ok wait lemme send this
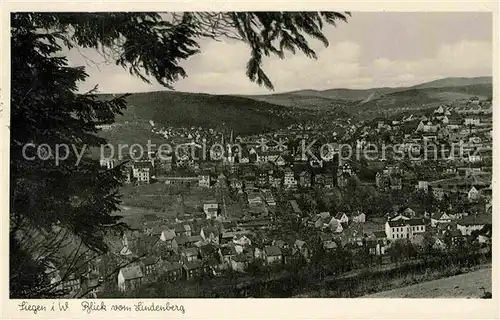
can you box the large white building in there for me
[385,218,427,240]
[132,166,151,184]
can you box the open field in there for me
[363,267,492,298]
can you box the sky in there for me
[67,12,493,95]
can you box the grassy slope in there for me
[364,267,492,298]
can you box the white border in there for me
[1,1,499,319]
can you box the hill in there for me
[243,76,492,111]
[240,92,353,110]
[409,76,492,89]
[242,77,492,121]
[244,87,400,108]
[350,83,492,119]
[94,76,492,147]
[96,91,295,145]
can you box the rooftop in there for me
[120,265,144,280]
[264,246,282,256]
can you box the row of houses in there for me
[116,231,312,292]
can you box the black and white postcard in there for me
[2,1,499,319]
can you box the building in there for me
[230,254,250,272]
[351,211,366,223]
[143,257,160,277]
[273,155,287,166]
[198,173,211,188]
[431,212,452,227]
[465,117,481,126]
[117,265,144,292]
[181,247,200,263]
[328,218,344,233]
[299,171,312,188]
[289,200,302,216]
[416,121,439,133]
[283,167,298,189]
[219,246,237,267]
[175,224,192,237]
[293,240,310,261]
[263,246,283,265]
[159,229,177,247]
[203,200,219,220]
[337,162,353,188]
[335,212,349,225]
[158,156,173,173]
[160,261,183,282]
[256,171,269,188]
[99,158,116,169]
[200,227,220,245]
[133,167,151,184]
[468,186,480,201]
[416,180,429,192]
[61,272,82,295]
[121,165,132,184]
[171,236,188,253]
[233,234,252,252]
[385,218,426,240]
[183,260,202,280]
[456,216,490,236]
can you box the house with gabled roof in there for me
[328,217,344,233]
[351,211,366,223]
[299,171,312,188]
[320,233,338,250]
[200,226,220,245]
[293,239,310,261]
[335,212,349,224]
[183,260,203,280]
[122,229,141,249]
[263,246,283,265]
[468,186,480,201]
[117,264,144,292]
[219,245,237,268]
[230,254,250,272]
[159,229,176,247]
[456,215,491,236]
[171,235,188,253]
[431,212,452,227]
[175,224,192,237]
[180,247,199,263]
[309,212,331,229]
[160,261,183,282]
[233,234,252,253]
[143,256,160,277]
[185,235,204,247]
